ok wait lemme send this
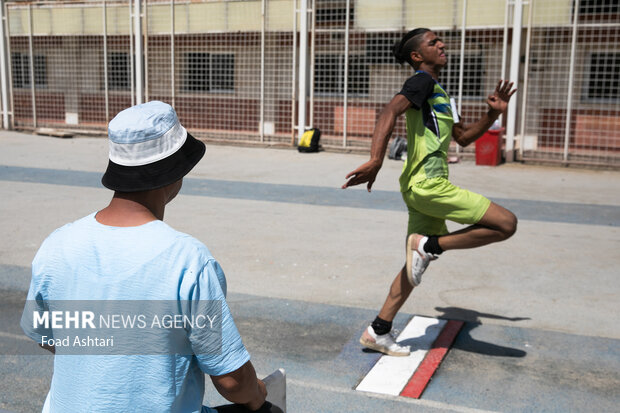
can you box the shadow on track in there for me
[435,306,529,358]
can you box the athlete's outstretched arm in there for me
[342,94,411,191]
[452,80,516,147]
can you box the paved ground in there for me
[0,130,619,412]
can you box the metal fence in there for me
[1,0,619,168]
[520,0,620,167]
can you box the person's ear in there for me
[410,50,423,64]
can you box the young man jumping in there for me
[342,28,518,356]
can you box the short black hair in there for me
[392,28,431,68]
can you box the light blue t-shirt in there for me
[21,213,250,413]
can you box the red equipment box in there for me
[475,129,503,166]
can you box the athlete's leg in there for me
[358,203,444,356]
[359,264,412,357]
[360,264,412,356]
[438,202,517,251]
[377,265,412,322]
[375,203,446,323]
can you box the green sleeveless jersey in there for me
[398,71,457,192]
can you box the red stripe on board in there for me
[400,320,464,399]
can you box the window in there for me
[12,53,46,89]
[441,53,485,99]
[211,54,235,92]
[315,55,340,95]
[314,54,368,97]
[347,56,369,96]
[579,0,619,14]
[577,0,619,22]
[585,52,620,101]
[108,52,130,91]
[183,53,235,93]
[184,53,209,92]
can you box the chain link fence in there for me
[2,0,619,168]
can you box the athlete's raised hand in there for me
[487,80,517,114]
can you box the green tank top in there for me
[398,71,456,192]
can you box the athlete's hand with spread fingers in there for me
[342,159,382,192]
[486,80,517,115]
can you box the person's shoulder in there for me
[54,213,95,233]
[403,71,435,88]
[399,71,436,109]
[171,230,227,298]
[38,213,95,248]
[160,223,214,261]
[32,214,97,271]
[146,224,223,297]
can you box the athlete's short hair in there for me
[392,28,431,68]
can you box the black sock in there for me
[424,236,443,255]
[371,316,392,335]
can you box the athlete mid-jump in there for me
[342,28,518,356]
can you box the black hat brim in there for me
[101,132,206,192]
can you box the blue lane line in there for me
[1,165,619,227]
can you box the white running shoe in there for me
[406,233,437,287]
[359,326,410,357]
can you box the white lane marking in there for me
[356,316,446,396]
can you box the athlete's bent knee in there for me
[500,211,518,240]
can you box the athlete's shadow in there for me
[432,306,529,358]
